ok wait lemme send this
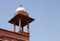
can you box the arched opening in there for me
[23,25,28,32]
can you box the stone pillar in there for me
[19,19,22,32]
[14,24,16,32]
[27,24,30,33]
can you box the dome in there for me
[15,7,26,12]
[14,5,29,17]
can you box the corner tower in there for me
[0,5,35,41]
[8,5,35,41]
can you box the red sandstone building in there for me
[0,5,35,41]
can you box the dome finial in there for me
[15,5,26,12]
[20,5,22,7]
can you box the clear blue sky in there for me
[0,0,60,41]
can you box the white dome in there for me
[14,6,29,17]
[15,7,26,12]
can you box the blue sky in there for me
[0,0,60,41]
